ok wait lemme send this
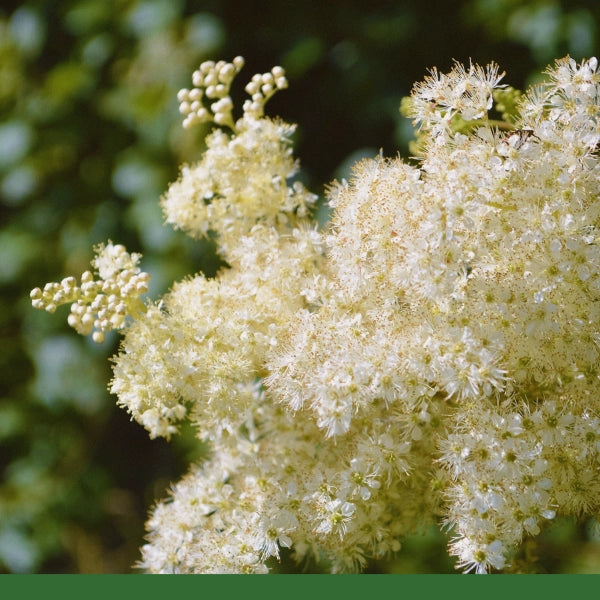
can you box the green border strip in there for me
[1,574,595,600]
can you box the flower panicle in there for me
[30,54,600,575]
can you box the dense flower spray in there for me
[31,55,600,573]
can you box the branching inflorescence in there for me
[32,55,600,573]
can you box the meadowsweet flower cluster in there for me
[32,56,600,573]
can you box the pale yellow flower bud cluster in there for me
[177,56,244,130]
[242,65,288,120]
[31,242,149,343]
[177,56,288,131]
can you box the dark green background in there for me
[1,0,600,573]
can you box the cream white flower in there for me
[32,55,600,574]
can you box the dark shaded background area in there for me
[1,0,600,573]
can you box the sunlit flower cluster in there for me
[32,56,600,573]
[164,58,314,261]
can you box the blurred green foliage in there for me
[1,0,599,573]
